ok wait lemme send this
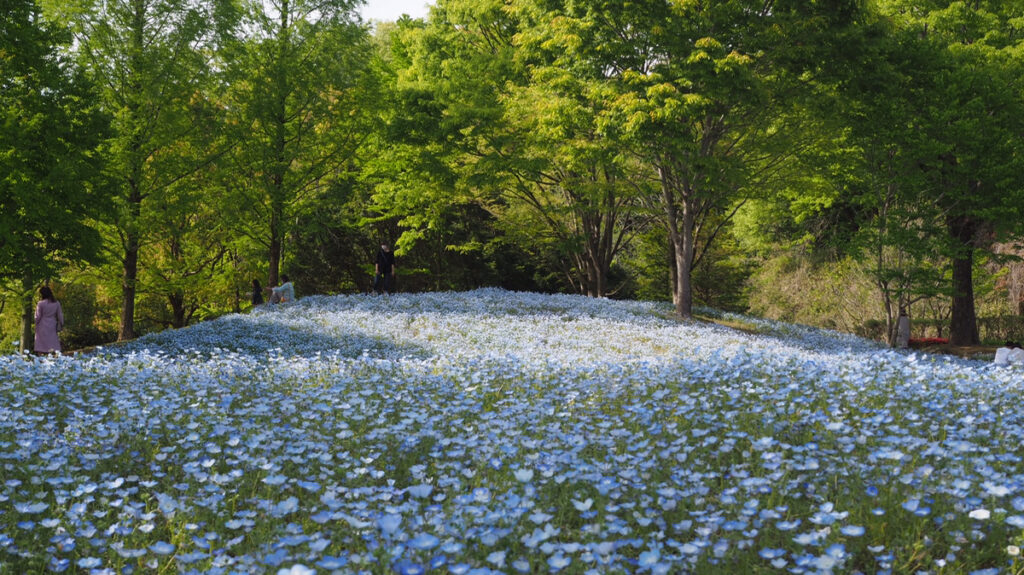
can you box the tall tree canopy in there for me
[48,0,235,340]
[1,0,108,352]
[223,0,374,288]
[3,0,1023,349]
[873,0,1024,344]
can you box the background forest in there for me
[3,0,1024,353]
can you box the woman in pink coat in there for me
[34,286,64,354]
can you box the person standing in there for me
[251,278,265,307]
[374,243,396,295]
[34,286,64,354]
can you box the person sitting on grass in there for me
[994,341,1024,366]
[266,274,295,305]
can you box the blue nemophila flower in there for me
[1006,515,1024,528]
[263,474,288,486]
[759,548,786,559]
[513,469,534,482]
[487,550,506,567]
[271,496,300,517]
[407,484,433,499]
[296,480,320,493]
[14,501,48,514]
[378,513,402,534]
[840,525,866,537]
[572,498,593,512]
[793,531,823,546]
[277,565,315,575]
[263,549,290,566]
[317,555,348,569]
[393,559,426,575]
[77,557,102,569]
[638,549,660,567]
[176,552,207,564]
[114,544,146,556]
[529,512,553,524]
[408,533,440,550]
[776,520,800,531]
[149,541,175,555]
[547,554,571,571]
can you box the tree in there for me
[498,0,651,297]
[366,2,516,288]
[598,0,796,318]
[380,0,647,297]
[48,0,235,340]
[1,0,108,353]
[873,0,1024,345]
[798,25,952,346]
[223,0,373,289]
[141,170,232,329]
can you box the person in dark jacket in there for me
[251,278,265,307]
[373,243,396,295]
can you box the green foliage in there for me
[222,0,374,288]
[288,178,378,294]
[3,0,1024,347]
[0,0,108,283]
[1,0,110,351]
[45,0,239,340]
[863,1,1024,344]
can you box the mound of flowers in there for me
[1,289,1021,574]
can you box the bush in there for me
[61,324,117,351]
[860,315,1024,346]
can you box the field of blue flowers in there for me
[2,289,1023,574]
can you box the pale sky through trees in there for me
[360,0,434,22]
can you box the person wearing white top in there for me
[995,341,1024,365]
[1009,347,1024,365]
[267,274,295,304]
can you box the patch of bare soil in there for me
[909,342,996,360]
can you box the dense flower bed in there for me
[1,289,1022,574]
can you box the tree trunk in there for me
[668,237,678,308]
[169,291,187,329]
[19,277,33,355]
[675,202,695,318]
[948,216,979,345]
[659,164,693,319]
[268,213,282,288]
[267,0,290,288]
[119,233,139,341]
[878,280,896,346]
[949,251,979,345]
[119,2,145,342]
